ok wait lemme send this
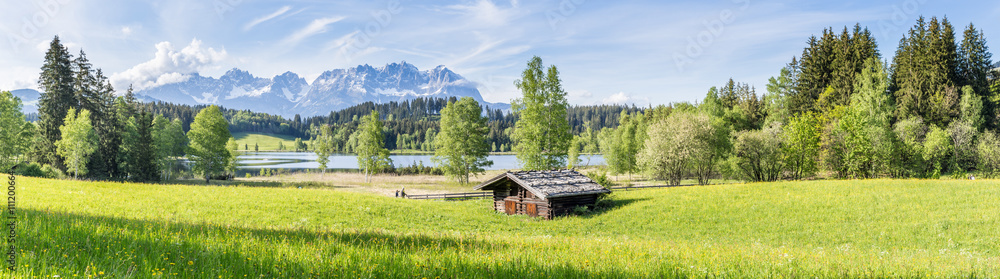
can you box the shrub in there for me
[40,164,64,179]
[922,126,953,178]
[14,162,46,178]
[892,117,928,178]
[730,123,784,182]
[585,171,612,188]
[977,130,1000,178]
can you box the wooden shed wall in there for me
[492,182,552,218]
[547,194,600,218]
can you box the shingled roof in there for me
[474,169,610,199]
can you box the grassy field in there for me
[232,132,300,151]
[5,177,1000,278]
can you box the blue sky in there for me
[1,0,998,106]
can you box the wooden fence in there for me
[610,184,704,190]
[405,192,492,200]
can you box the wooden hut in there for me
[474,169,610,219]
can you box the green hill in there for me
[232,132,300,151]
[8,177,1000,278]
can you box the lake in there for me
[236,152,605,170]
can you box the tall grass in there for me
[5,177,1000,278]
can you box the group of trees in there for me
[17,36,188,182]
[142,96,636,154]
[596,17,1000,184]
[0,37,245,183]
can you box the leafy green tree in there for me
[782,112,820,180]
[977,130,1000,178]
[511,56,572,170]
[433,97,493,184]
[186,106,232,183]
[152,116,186,180]
[599,111,642,176]
[55,108,97,179]
[226,137,240,177]
[730,123,785,182]
[356,110,391,182]
[579,124,600,167]
[949,86,984,173]
[830,58,896,178]
[892,116,928,177]
[0,91,35,171]
[922,125,953,178]
[639,110,726,185]
[313,125,335,174]
[34,36,77,169]
[294,138,306,152]
[764,63,798,126]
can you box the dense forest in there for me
[597,16,1000,183]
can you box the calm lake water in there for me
[236,152,605,170]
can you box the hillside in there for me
[232,132,299,151]
[8,177,1000,278]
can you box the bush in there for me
[730,123,784,182]
[13,163,64,179]
[40,164,65,179]
[585,171,612,188]
[389,161,443,176]
[977,130,1000,178]
[922,126,952,178]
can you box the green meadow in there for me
[232,132,300,151]
[5,176,1000,278]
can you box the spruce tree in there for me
[34,36,76,169]
[958,23,995,128]
[129,112,160,182]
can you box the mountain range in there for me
[10,62,508,118]
[136,61,506,117]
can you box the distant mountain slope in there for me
[133,62,507,118]
[11,89,40,114]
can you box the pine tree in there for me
[129,112,160,182]
[958,23,995,128]
[34,36,76,169]
[892,16,961,127]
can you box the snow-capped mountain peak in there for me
[132,62,506,118]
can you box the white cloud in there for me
[601,92,649,105]
[111,39,227,91]
[121,26,133,36]
[442,0,517,27]
[244,6,292,31]
[282,17,346,47]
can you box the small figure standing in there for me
[395,190,400,197]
